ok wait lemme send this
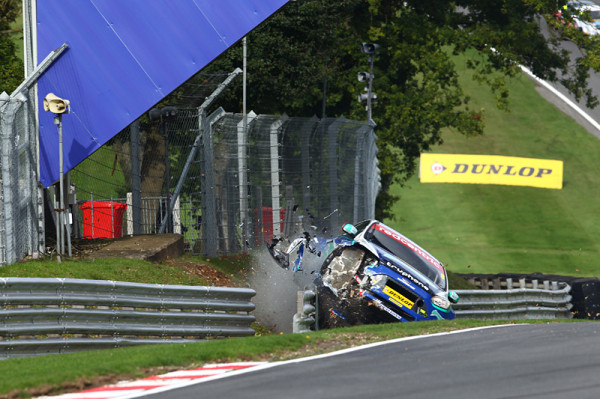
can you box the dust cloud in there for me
[248,246,323,333]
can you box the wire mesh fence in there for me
[0,72,380,264]
[68,110,380,258]
[0,91,41,266]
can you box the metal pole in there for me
[270,116,287,240]
[201,109,218,257]
[130,120,142,235]
[327,117,342,232]
[158,69,242,234]
[65,174,72,257]
[367,54,374,122]
[1,100,18,264]
[301,116,318,215]
[55,114,65,257]
[163,119,172,233]
[240,37,250,242]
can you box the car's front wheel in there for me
[316,286,371,329]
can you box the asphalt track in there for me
[142,323,600,399]
[535,17,600,140]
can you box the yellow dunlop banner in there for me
[420,154,563,189]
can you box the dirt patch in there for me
[67,235,237,286]
[164,257,238,286]
[73,234,184,263]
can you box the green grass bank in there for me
[384,58,600,279]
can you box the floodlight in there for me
[358,72,372,82]
[360,42,380,55]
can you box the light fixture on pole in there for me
[357,42,379,122]
[43,92,71,260]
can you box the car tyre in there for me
[316,286,371,329]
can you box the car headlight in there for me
[368,274,387,290]
[432,294,451,311]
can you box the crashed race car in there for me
[267,219,459,329]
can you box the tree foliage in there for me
[0,0,23,94]
[136,1,600,219]
[188,0,599,219]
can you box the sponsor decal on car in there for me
[376,223,445,274]
[369,297,404,321]
[385,262,430,292]
[383,285,414,308]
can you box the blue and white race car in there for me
[268,219,459,328]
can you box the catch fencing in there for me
[0,277,256,359]
[0,68,380,265]
[0,91,42,266]
[69,109,379,258]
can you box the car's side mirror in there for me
[342,223,358,236]
[448,291,459,304]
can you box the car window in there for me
[340,220,372,239]
[353,220,372,234]
[365,223,447,290]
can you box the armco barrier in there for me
[457,273,600,320]
[0,278,256,359]
[454,278,573,320]
[293,289,316,333]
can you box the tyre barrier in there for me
[569,278,600,320]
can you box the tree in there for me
[170,0,600,219]
[0,0,23,94]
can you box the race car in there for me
[267,219,459,329]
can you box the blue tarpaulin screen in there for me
[36,0,288,187]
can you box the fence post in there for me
[327,117,343,232]
[126,192,133,236]
[301,116,318,216]
[199,108,229,256]
[201,110,217,257]
[130,119,142,235]
[1,100,18,264]
[255,186,263,245]
[238,111,256,245]
[364,122,379,220]
[270,115,288,240]
[173,196,181,234]
[283,185,295,237]
[353,123,370,222]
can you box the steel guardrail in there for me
[454,280,573,320]
[0,277,256,359]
